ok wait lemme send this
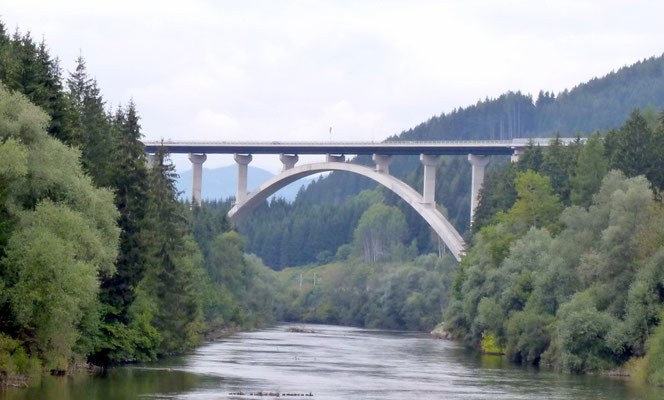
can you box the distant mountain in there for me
[176,165,313,202]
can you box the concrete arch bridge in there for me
[144,139,577,261]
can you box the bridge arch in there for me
[228,162,466,261]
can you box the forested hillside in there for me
[444,109,664,383]
[0,23,279,386]
[240,55,664,268]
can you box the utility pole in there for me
[299,273,303,291]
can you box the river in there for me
[2,324,663,399]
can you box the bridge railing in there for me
[144,138,581,146]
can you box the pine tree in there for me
[541,133,575,204]
[66,56,115,184]
[99,103,150,317]
[570,132,609,207]
[142,148,204,354]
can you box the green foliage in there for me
[473,162,516,231]
[570,132,609,207]
[444,125,664,376]
[353,203,408,264]
[540,134,578,204]
[0,25,284,382]
[481,333,504,355]
[544,292,620,372]
[644,310,664,386]
[0,86,119,372]
[0,333,41,379]
[240,189,385,269]
[498,170,563,233]
[607,109,664,191]
[280,254,457,331]
[0,25,71,143]
[505,310,554,364]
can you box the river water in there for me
[2,324,664,400]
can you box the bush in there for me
[645,311,664,386]
[481,332,505,355]
[0,334,41,379]
[505,310,553,364]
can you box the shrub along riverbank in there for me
[443,111,664,385]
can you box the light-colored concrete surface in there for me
[420,154,440,206]
[468,154,490,225]
[279,154,299,171]
[188,153,207,205]
[372,154,393,174]
[233,154,253,203]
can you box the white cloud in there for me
[192,108,241,140]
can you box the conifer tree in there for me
[143,148,204,354]
[99,103,150,318]
[66,56,115,185]
[570,132,609,207]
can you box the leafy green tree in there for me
[505,310,554,365]
[544,292,620,372]
[353,204,408,264]
[498,170,563,233]
[0,87,119,371]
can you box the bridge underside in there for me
[227,162,466,261]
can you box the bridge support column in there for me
[146,153,157,169]
[420,154,440,207]
[279,154,299,171]
[188,153,207,206]
[468,154,490,225]
[372,154,392,174]
[234,154,252,204]
[511,148,522,163]
[326,154,345,163]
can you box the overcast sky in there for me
[3,0,664,172]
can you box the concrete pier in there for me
[188,153,207,205]
[146,153,158,169]
[511,148,522,163]
[420,154,440,206]
[468,154,490,225]
[326,154,345,163]
[234,154,252,204]
[279,154,299,171]
[372,154,392,174]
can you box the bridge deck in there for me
[143,138,575,156]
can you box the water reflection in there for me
[2,324,663,400]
